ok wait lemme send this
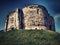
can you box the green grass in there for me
[0,30,60,45]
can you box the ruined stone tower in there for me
[4,8,24,32]
[4,4,55,32]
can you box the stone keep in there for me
[4,4,55,32]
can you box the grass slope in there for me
[0,30,60,45]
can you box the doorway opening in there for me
[35,28,37,30]
[11,27,14,30]
[49,25,51,30]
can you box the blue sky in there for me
[0,0,60,33]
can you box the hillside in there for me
[0,30,60,45]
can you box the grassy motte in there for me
[0,29,60,45]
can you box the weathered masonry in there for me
[4,4,55,32]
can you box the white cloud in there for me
[54,14,60,22]
[54,14,60,19]
[54,14,60,33]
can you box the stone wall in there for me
[4,8,21,32]
[22,4,55,31]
